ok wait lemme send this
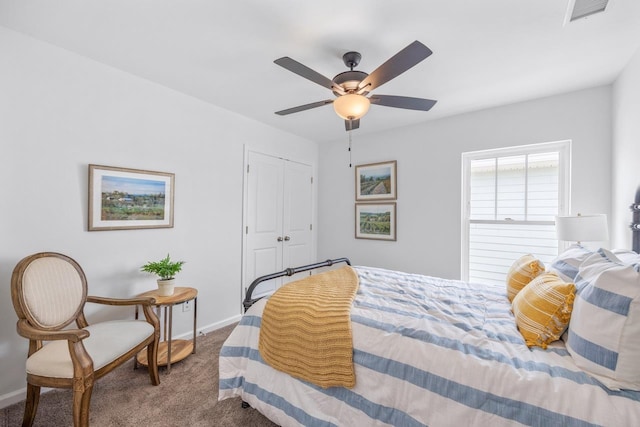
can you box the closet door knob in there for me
[277,236,283,242]
[284,236,291,241]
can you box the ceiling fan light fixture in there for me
[333,94,370,120]
[274,41,435,131]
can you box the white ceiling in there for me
[2,0,640,143]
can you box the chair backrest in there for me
[11,252,87,330]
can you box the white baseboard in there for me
[174,314,241,339]
[0,317,241,410]
[0,387,35,410]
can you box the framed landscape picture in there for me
[355,160,397,201]
[88,164,175,231]
[355,203,396,241]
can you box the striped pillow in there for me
[512,273,575,349]
[547,244,593,282]
[566,248,640,390]
[506,254,545,302]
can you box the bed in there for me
[219,193,640,426]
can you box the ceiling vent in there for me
[567,0,609,22]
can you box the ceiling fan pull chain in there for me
[348,129,353,168]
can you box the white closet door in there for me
[282,160,313,284]
[243,151,314,302]
[245,151,284,298]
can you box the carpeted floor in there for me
[0,323,279,427]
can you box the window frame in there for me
[461,140,571,281]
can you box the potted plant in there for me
[141,254,185,296]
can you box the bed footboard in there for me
[243,257,351,312]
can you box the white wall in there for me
[612,47,640,249]
[0,27,318,405]
[318,87,612,279]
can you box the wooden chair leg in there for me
[22,383,40,427]
[72,384,93,427]
[147,341,160,386]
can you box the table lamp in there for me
[555,213,609,244]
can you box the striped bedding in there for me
[219,266,640,426]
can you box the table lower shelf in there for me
[136,339,194,367]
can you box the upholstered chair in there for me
[11,252,160,427]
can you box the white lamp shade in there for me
[333,94,370,120]
[555,214,609,242]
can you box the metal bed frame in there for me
[242,257,351,312]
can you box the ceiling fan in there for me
[274,40,437,131]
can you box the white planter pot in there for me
[157,278,176,296]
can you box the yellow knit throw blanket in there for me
[258,265,359,389]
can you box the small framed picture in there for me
[355,160,397,201]
[88,164,175,231]
[355,203,396,241]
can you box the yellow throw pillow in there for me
[506,254,545,302]
[512,273,575,349]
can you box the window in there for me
[461,141,571,285]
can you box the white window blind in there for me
[462,141,570,286]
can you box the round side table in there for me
[135,286,197,374]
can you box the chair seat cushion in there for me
[26,320,154,378]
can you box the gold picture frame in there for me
[355,203,396,241]
[88,164,175,231]
[355,160,397,201]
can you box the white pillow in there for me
[547,244,593,283]
[611,248,640,265]
[566,248,640,390]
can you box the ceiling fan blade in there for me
[275,99,334,116]
[274,57,336,90]
[357,41,432,92]
[345,119,360,131]
[369,95,437,111]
